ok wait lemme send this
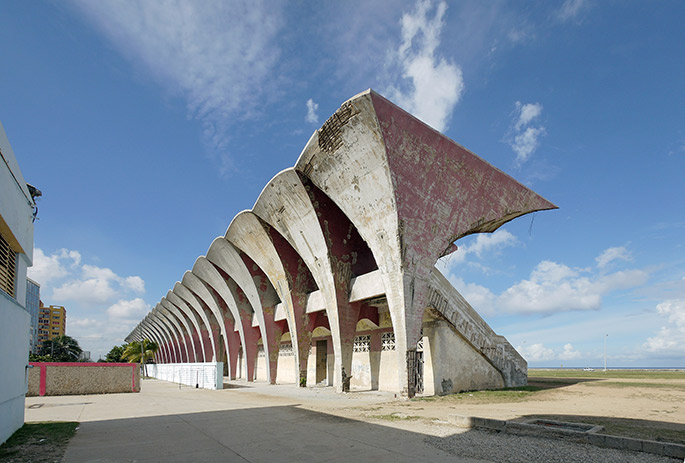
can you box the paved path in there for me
[24,380,678,463]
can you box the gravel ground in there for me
[425,429,681,463]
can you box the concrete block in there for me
[473,417,505,432]
[641,440,665,455]
[448,414,474,428]
[587,433,606,447]
[602,435,626,450]
[617,436,642,452]
[663,443,685,459]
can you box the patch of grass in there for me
[369,413,422,422]
[414,386,545,404]
[529,369,685,380]
[0,421,78,463]
[582,381,685,391]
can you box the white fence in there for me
[146,362,223,390]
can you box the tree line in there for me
[29,336,158,364]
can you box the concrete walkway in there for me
[24,380,678,463]
[25,379,478,463]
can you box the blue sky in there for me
[1,0,683,365]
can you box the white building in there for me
[0,121,36,444]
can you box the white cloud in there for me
[34,248,147,306]
[441,229,517,268]
[559,343,581,360]
[107,298,150,320]
[500,261,648,314]
[28,248,81,285]
[517,343,555,361]
[385,0,464,132]
[557,0,589,23]
[515,102,543,130]
[124,276,146,293]
[508,101,545,165]
[69,318,101,329]
[644,299,685,353]
[305,99,319,124]
[70,0,283,174]
[596,246,632,269]
[450,246,648,316]
[32,248,152,360]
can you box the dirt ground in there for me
[246,370,685,445]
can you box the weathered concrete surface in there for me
[295,90,555,396]
[28,363,139,396]
[127,89,555,397]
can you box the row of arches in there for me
[126,90,556,396]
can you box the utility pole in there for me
[141,339,145,379]
[603,333,608,372]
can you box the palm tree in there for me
[39,335,82,362]
[122,339,158,376]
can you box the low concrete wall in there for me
[146,362,223,390]
[28,363,140,396]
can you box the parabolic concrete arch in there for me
[156,304,190,363]
[150,307,179,362]
[148,313,179,363]
[166,290,207,362]
[160,297,198,362]
[127,89,556,397]
[207,237,280,384]
[253,168,356,391]
[174,282,217,362]
[192,257,247,379]
[226,211,315,385]
[182,270,230,366]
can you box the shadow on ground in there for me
[527,377,602,390]
[62,404,677,463]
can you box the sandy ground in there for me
[222,373,685,442]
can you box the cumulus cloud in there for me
[559,343,581,360]
[385,0,464,132]
[305,99,319,124]
[70,0,283,174]
[508,101,545,165]
[28,248,81,285]
[516,343,555,361]
[644,299,685,353]
[515,342,581,362]
[451,246,648,316]
[34,249,147,306]
[53,263,145,305]
[107,298,150,320]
